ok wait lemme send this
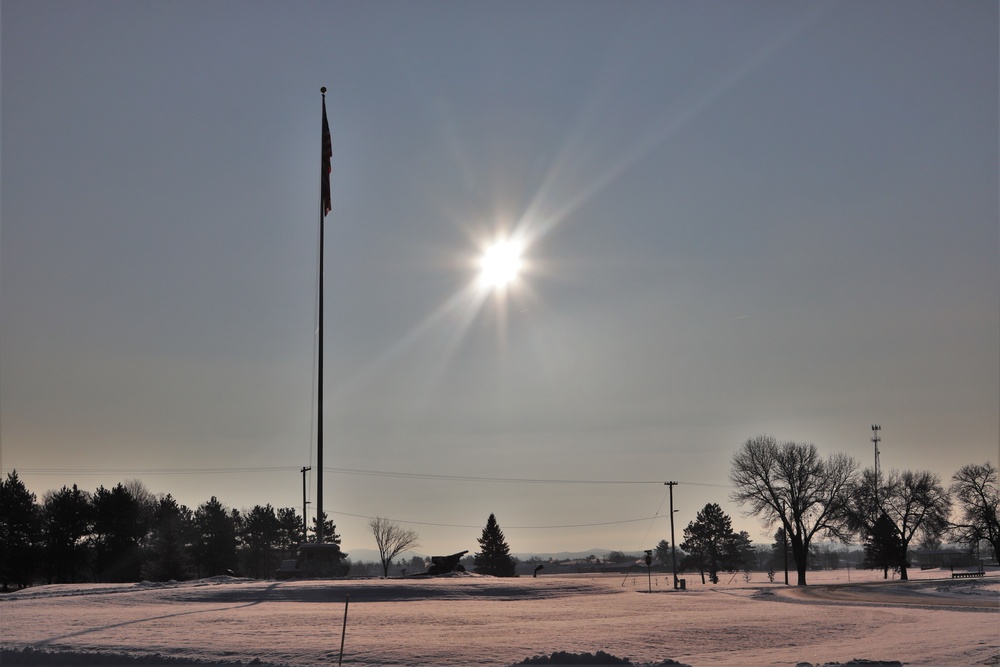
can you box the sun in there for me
[478,239,524,290]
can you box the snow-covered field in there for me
[1,569,997,666]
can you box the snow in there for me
[1,570,997,666]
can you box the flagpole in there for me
[316,86,330,544]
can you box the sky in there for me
[2,1,997,559]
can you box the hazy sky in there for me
[2,1,997,558]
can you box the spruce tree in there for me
[276,507,303,558]
[861,511,904,576]
[243,504,281,579]
[142,495,192,582]
[193,496,239,577]
[309,512,342,544]
[91,483,145,582]
[474,513,516,577]
[680,502,746,584]
[0,471,41,589]
[42,485,92,584]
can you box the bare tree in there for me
[881,470,951,580]
[368,517,419,578]
[950,462,999,560]
[729,435,856,585]
[124,478,157,546]
[845,469,952,580]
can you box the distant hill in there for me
[342,548,618,564]
[512,549,616,561]
[343,548,425,563]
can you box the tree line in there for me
[0,475,322,590]
[2,440,995,588]
[0,471,522,590]
[514,442,994,587]
[729,435,998,585]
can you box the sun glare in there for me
[478,239,523,290]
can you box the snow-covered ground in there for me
[1,569,997,666]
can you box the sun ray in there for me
[328,281,488,403]
[340,9,832,409]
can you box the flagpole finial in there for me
[321,86,327,94]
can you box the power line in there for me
[332,510,667,530]
[3,465,731,488]
[637,484,672,552]
[321,467,667,485]
[4,466,300,475]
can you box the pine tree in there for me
[680,503,746,584]
[861,511,904,576]
[91,483,145,582]
[142,496,192,582]
[309,512,342,544]
[276,507,303,559]
[654,539,672,566]
[42,485,92,584]
[0,471,41,589]
[193,497,239,577]
[243,504,281,579]
[474,513,516,577]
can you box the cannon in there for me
[425,550,469,575]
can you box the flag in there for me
[321,94,332,217]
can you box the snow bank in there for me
[514,650,692,666]
[0,646,281,666]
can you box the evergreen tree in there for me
[861,511,904,575]
[276,507,302,559]
[308,512,342,544]
[243,504,281,579]
[732,530,755,570]
[41,485,92,583]
[91,483,145,582]
[474,513,516,577]
[142,495,192,582]
[193,497,239,577]
[0,471,41,589]
[654,539,672,566]
[680,503,746,584]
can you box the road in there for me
[775,576,999,610]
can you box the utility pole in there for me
[871,424,881,511]
[780,500,789,585]
[644,550,652,593]
[301,466,312,544]
[666,481,678,589]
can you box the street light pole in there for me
[301,466,311,544]
[666,481,678,589]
